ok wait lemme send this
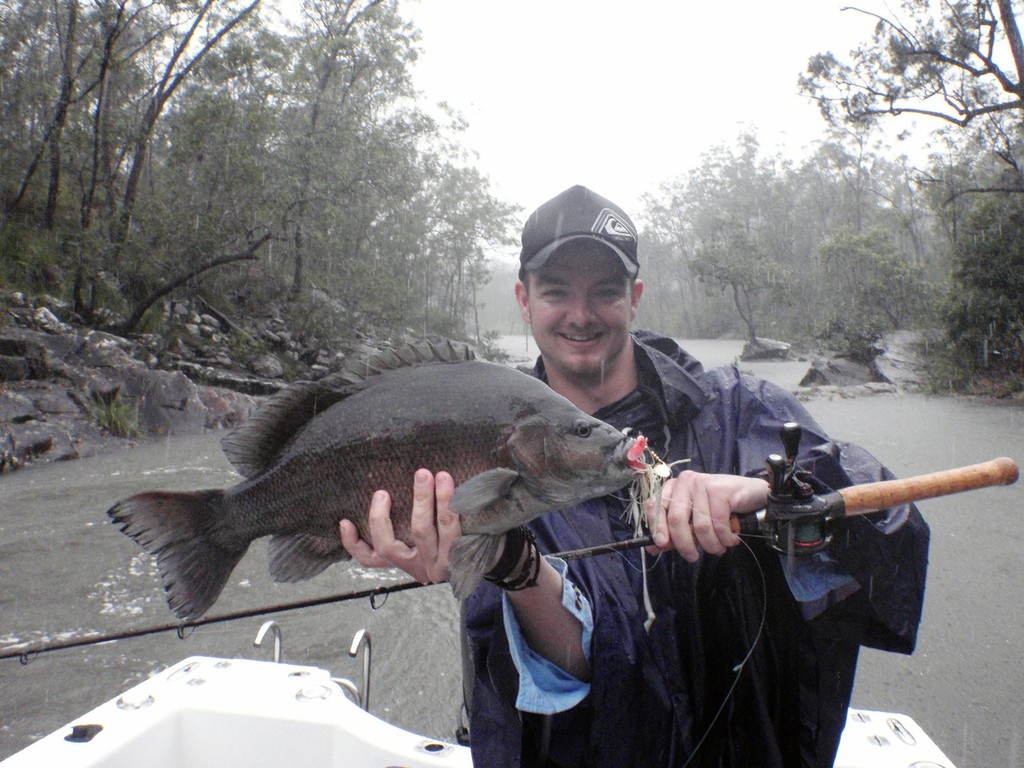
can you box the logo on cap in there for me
[593,209,637,244]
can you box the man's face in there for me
[516,240,643,389]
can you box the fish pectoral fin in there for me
[267,533,347,583]
[449,468,520,516]
[448,533,503,599]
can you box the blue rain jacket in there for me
[464,331,930,767]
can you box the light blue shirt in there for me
[501,556,592,714]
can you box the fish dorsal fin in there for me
[221,337,475,478]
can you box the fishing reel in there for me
[753,422,846,556]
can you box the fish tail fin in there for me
[107,490,245,620]
[448,533,503,599]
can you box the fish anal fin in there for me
[267,532,347,583]
[449,533,503,599]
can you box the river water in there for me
[1,337,1022,766]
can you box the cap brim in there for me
[522,235,638,278]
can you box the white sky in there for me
[404,0,929,242]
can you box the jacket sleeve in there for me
[699,368,930,654]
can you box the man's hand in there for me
[647,471,769,562]
[339,468,462,584]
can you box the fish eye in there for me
[573,420,592,438]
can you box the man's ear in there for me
[630,279,644,320]
[515,280,531,324]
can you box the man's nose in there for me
[565,295,595,325]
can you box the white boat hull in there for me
[1,656,956,767]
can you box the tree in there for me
[817,227,930,359]
[800,1,1024,192]
[109,0,261,269]
[692,215,790,345]
[945,197,1024,379]
[801,1,1024,129]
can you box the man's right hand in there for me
[339,468,461,584]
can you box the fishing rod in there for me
[580,424,1019,559]
[2,435,1017,663]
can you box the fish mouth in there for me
[624,433,649,472]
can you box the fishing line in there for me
[679,536,768,768]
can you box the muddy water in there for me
[1,338,1021,766]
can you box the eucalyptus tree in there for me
[107,0,262,269]
[800,1,1024,136]
[799,1,1024,216]
[411,159,518,340]
[800,0,1024,388]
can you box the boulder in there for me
[741,338,792,361]
[872,329,934,391]
[799,357,878,387]
[252,353,285,379]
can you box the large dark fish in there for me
[108,338,637,619]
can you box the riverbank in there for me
[0,289,371,472]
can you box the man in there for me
[341,185,930,767]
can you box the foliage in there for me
[2,1,1021,394]
[692,215,792,344]
[944,197,1024,385]
[815,227,937,354]
[640,128,937,345]
[89,392,139,438]
[800,1,1024,200]
[0,0,512,349]
[800,2,1024,129]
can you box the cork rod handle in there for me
[838,456,1019,517]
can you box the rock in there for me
[199,387,260,430]
[0,322,263,471]
[799,357,878,387]
[0,391,37,423]
[252,353,284,379]
[33,306,73,334]
[0,354,30,381]
[127,369,209,436]
[741,338,792,361]
[0,293,373,471]
[872,329,935,391]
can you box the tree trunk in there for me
[116,235,270,335]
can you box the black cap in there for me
[520,185,639,278]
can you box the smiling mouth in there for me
[560,332,603,344]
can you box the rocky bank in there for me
[0,290,370,472]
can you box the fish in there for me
[107,338,638,619]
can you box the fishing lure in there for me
[623,433,687,537]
